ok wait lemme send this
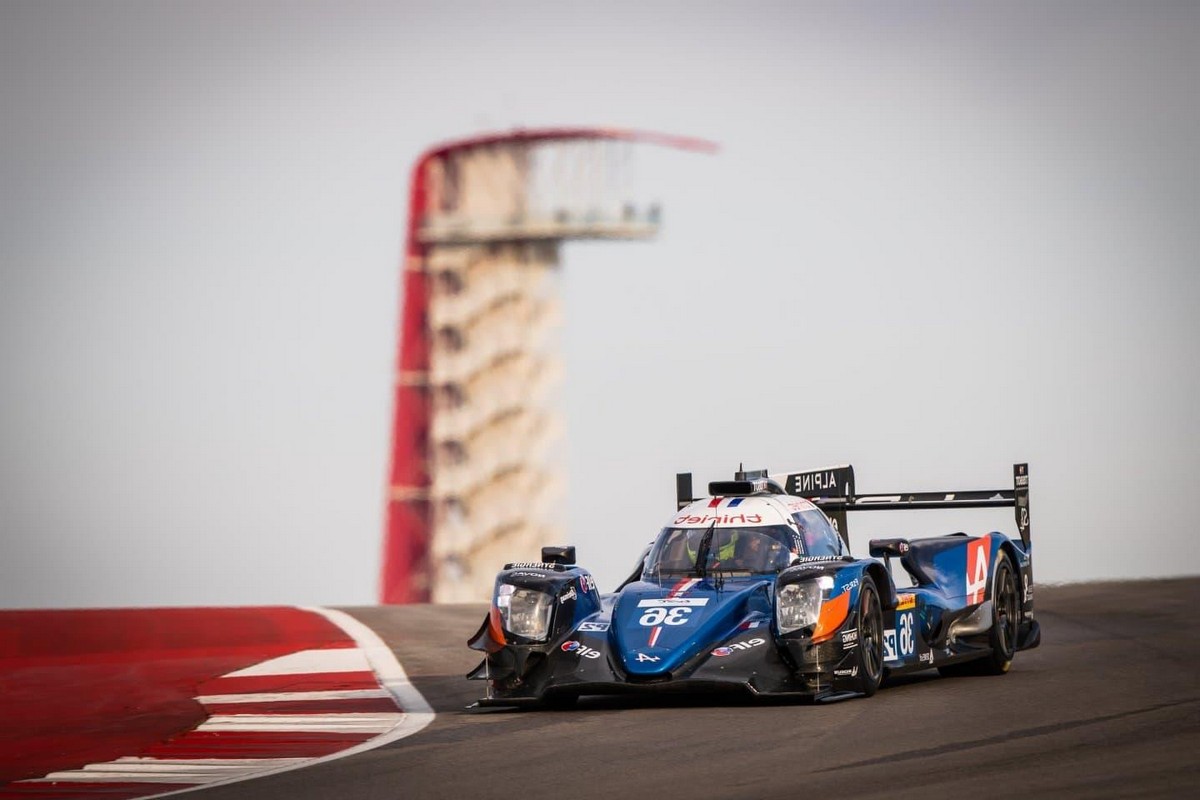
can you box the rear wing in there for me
[778,463,1031,550]
[678,463,1031,551]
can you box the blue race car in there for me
[467,463,1040,706]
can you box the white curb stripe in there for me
[21,758,310,784]
[197,712,403,733]
[222,647,369,676]
[114,758,309,767]
[39,773,209,784]
[196,689,391,704]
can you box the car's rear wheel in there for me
[853,577,885,697]
[939,551,1019,677]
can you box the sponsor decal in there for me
[793,471,840,493]
[673,513,764,526]
[560,640,601,660]
[795,556,843,564]
[966,537,991,604]
[739,620,764,630]
[841,578,860,593]
[834,666,859,678]
[559,586,577,604]
[635,652,660,663]
[896,593,916,611]
[841,628,858,646]
[580,575,598,594]
[506,562,560,571]
[578,621,610,632]
[637,597,709,608]
[508,571,549,579]
[710,638,766,657]
[793,563,834,571]
[1023,575,1033,603]
[919,650,933,664]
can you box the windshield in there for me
[645,525,795,576]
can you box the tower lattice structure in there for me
[382,129,714,604]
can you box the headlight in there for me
[777,576,833,634]
[496,583,554,640]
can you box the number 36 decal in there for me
[639,607,693,626]
[883,611,915,662]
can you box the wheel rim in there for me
[861,588,884,679]
[995,565,1018,657]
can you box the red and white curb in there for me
[9,607,434,798]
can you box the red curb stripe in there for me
[0,608,347,660]
[0,784,192,799]
[0,608,357,785]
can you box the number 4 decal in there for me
[966,537,990,604]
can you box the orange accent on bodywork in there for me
[812,589,851,643]
[488,606,508,646]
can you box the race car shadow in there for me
[467,691,839,713]
[879,671,943,690]
[459,672,948,714]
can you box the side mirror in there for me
[868,538,910,558]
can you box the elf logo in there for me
[710,638,766,657]
[561,640,601,659]
[966,537,990,604]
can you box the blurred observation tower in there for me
[382,128,714,603]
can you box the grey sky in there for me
[1,2,1197,607]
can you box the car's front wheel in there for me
[853,576,885,696]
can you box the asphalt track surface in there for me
[190,578,1200,800]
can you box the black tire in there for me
[939,551,1019,677]
[853,577,885,697]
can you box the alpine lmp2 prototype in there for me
[467,462,1040,706]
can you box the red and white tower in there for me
[382,128,714,604]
